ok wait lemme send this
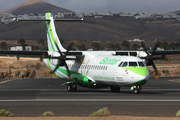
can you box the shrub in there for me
[43,111,54,116]
[176,110,180,117]
[91,107,110,117]
[0,109,14,117]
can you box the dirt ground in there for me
[0,55,180,79]
[0,56,56,80]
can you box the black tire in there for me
[134,88,140,94]
[67,84,72,92]
[72,83,77,92]
[115,87,120,92]
[72,86,77,92]
[111,86,120,92]
[111,86,115,92]
[72,87,77,92]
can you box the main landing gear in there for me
[111,86,120,92]
[133,86,141,94]
[67,83,77,92]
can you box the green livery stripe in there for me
[46,13,50,19]
[47,59,53,71]
[47,59,74,78]
[47,30,56,51]
[46,59,93,87]
[122,67,148,76]
[45,12,57,51]
[45,13,55,51]
[49,23,56,45]
[47,59,67,77]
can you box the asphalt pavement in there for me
[0,77,180,117]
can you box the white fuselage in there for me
[44,51,150,87]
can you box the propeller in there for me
[141,42,162,79]
[50,40,77,80]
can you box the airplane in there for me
[0,12,180,94]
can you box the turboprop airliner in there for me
[0,12,180,94]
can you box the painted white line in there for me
[0,89,65,91]
[0,99,180,102]
[169,80,180,83]
[0,80,15,84]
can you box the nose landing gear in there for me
[133,86,141,94]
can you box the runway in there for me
[0,77,180,117]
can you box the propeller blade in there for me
[50,61,62,74]
[141,42,150,56]
[141,41,160,79]
[65,40,77,56]
[151,61,159,79]
[56,44,64,56]
[49,40,77,80]
[64,61,71,80]
[151,61,158,74]
[151,43,158,57]
[155,74,160,79]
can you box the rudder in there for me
[45,13,66,52]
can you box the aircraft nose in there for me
[138,68,150,81]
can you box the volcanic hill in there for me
[0,0,73,15]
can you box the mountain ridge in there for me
[0,0,73,15]
[0,18,180,41]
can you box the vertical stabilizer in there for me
[45,13,66,52]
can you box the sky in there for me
[0,0,180,13]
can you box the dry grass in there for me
[0,116,179,120]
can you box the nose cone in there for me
[134,67,150,86]
[122,67,150,86]
[124,67,149,78]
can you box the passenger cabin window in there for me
[122,62,128,67]
[129,62,138,67]
[138,62,145,67]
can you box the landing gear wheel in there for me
[134,88,140,94]
[72,87,77,92]
[111,86,120,92]
[111,86,115,92]
[72,83,77,92]
[115,87,120,92]
[67,84,73,92]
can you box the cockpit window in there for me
[129,62,138,67]
[118,62,124,67]
[122,62,128,67]
[138,62,145,67]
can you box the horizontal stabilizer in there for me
[16,18,83,22]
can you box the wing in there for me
[0,51,82,61]
[149,50,180,55]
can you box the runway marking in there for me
[169,79,180,83]
[0,79,15,85]
[0,99,180,102]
